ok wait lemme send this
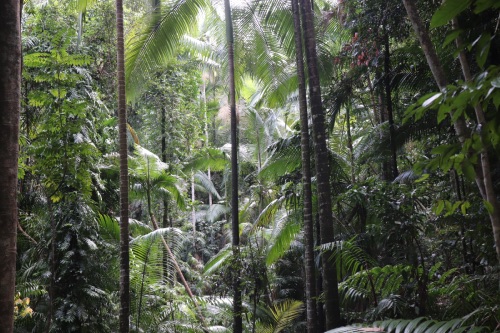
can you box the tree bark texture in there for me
[291,0,318,331]
[115,0,130,330]
[402,0,500,263]
[0,0,21,331]
[299,0,341,328]
[224,0,243,332]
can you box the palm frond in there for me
[252,195,287,230]
[203,244,232,275]
[320,237,377,279]
[269,300,304,333]
[259,134,301,181]
[265,217,301,266]
[184,147,229,172]
[125,0,211,99]
[327,316,492,333]
[204,203,230,223]
[97,213,120,242]
[194,170,221,200]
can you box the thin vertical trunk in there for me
[383,23,398,180]
[161,107,171,282]
[202,78,213,207]
[299,0,341,328]
[47,201,56,333]
[291,0,318,331]
[224,0,242,331]
[116,0,130,330]
[346,105,355,184]
[452,18,500,263]
[402,0,500,263]
[191,173,198,257]
[0,0,21,332]
[315,217,325,333]
[161,107,168,223]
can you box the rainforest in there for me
[0,0,499,332]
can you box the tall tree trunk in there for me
[224,0,242,331]
[115,0,130,330]
[0,0,21,331]
[452,18,500,263]
[201,77,213,207]
[161,106,171,282]
[299,0,341,328]
[346,105,356,184]
[402,0,500,263]
[291,0,317,331]
[383,22,398,180]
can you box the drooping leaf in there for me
[430,0,472,29]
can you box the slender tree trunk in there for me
[202,78,213,207]
[161,106,171,282]
[315,217,326,333]
[402,0,500,263]
[299,0,341,328]
[346,105,355,184]
[452,18,500,263]
[0,0,21,331]
[224,0,242,331]
[191,173,199,258]
[115,0,130,330]
[383,22,398,180]
[291,0,317,331]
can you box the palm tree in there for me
[291,0,317,331]
[223,0,243,331]
[115,0,130,330]
[299,0,341,328]
[0,0,21,332]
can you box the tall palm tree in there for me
[0,1,21,332]
[115,0,130,330]
[291,0,317,331]
[299,0,341,328]
[224,1,243,332]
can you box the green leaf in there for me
[474,0,500,13]
[422,93,442,108]
[491,76,500,88]
[484,200,494,214]
[494,90,500,109]
[430,0,472,29]
[460,201,470,215]
[266,220,301,266]
[437,104,450,124]
[443,29,463,47]
[50,89,67,99]
[415,173,430,183]
[403,318,427,333]
[434,200,445,215]
[475,33,491,68]
[203,246,232,274]
[461,160,476,181]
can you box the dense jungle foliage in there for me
[7,0,500,332]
